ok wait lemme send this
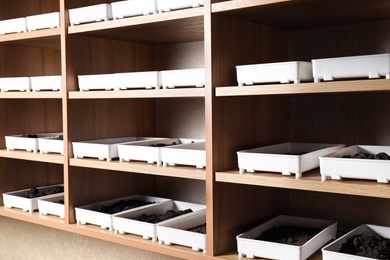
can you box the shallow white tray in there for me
[38,134,64,155]
[160,68,205,89]
[38,194,64,219]
[237,215,337,260]
[114,71,161,90]
[157,209,206,253]
[111,0,158,19]
[312,53,390,83]
[78,73,115,91]
[69,4,112,26]
[322,224,390,260]
[72,137,163,162]
[75,195,171,231]
[31,75,62,91]
[236,61,313,86]
[26,12,60,31]
[320,145,390,183]
[113,200,206,241]
[3,184,64,213]
[237,142,345,179]
[0,77,31,92]
[118,138,202,166]
[6,132,63,153]
[0,17,27,35]
[157,0,204,13]
[161,141,206,168]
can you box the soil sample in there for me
[132,209,193,224]
[96,199,154,214]
[256,225,321,246]
[186,223,206,234]
[25,186,64,198]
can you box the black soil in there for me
[96,199,154,214]
[25,186,64,198]
[256,225,321,246]
[187,223,206,234]
[132,209,193,224]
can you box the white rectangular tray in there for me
[111,0,158,19]
[118,138,202,166]
[322,224,390,260]
[320,145,390,183]
[237,142,345,178]
[26,12,60,31]
[237,215,337,260]
[0,77,31,92]
[160,68,205,89]
[72,137,163,162]
[236,61,313,86]
[78,73,115,91]
[31,75,62,91]
[38,194,64,219]
[157,209,206,253]
[113,200,206,241]
[6,132,63,153]
[0,17,27,35]
[312,53,390,82]
[161,141,206,168]
[157,0,204,13]
[114,71,161,90]
[38,134,64,155]
[69,4,112,26]
[3,184,64,213]
[75,195,171,231]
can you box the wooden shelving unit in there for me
[1,0,390,259]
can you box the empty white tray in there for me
[322,224,390,260]
[160,68,205,89]
[312,53,390,83]
[78,73,115,91]
[38,194,64,219]
[75,195,171,231]
[113,200,206,241]
[114,71,161,90]
[6,132,63,153]
[26,12,60,31]
[0,17,27,35]
[236,61,313,86]
[111,0,158,19]
[157,0,204,13]
[3,184,64,213]
[0,77,31,92]
[320,145,390,183]
[38,134,64,155]
[237,142,345,179]
[31,75,62,91]
[157,209,206,253]
[161,141,206,168]
[69,4,112,26]
[237,215,337,260]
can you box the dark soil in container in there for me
[256,225,321,246]
[132,209,193,224]
[25,186,64,198]
[96,199,154,214]
[186,223,206,234]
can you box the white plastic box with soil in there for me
[111,0,158,19]
[69,4,112,26]
[38,194,65,219]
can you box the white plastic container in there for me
[157,0,204,13]
[113,200,206,241]
[78,73,116,91]
[3,184,64,213]
[111,0,158,19]
[114,71,161,90]
[237,215,337,260]
[236,61,313,86]
[157,209,206,253]
[75,195,171,231]
[312,53,390,83]
[38,134,64,155]
[69,4,112,26]
[31,75,62,91]
[26,12,60,31]
[161,141,206,168]
[118,138,202,166]
[322,224,390,260]
[160,68,205,89]
[5,132,63,153]
[0,17,27,35]
[0,77,31,92]
[320,145,390,183]
[237,142,345,179]
[38,194,65,219]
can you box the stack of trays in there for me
[5,132,63,154]
[38,195,65,219]
[0,76,61,92]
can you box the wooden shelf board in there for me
[215,79,390,97]
[70,158,206,180]
[69,88,205,99]
[68,8,204,44]
[0,149,64,164]
[0,28,61,49]
[0,91,62,99]
[216,169,390,199]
